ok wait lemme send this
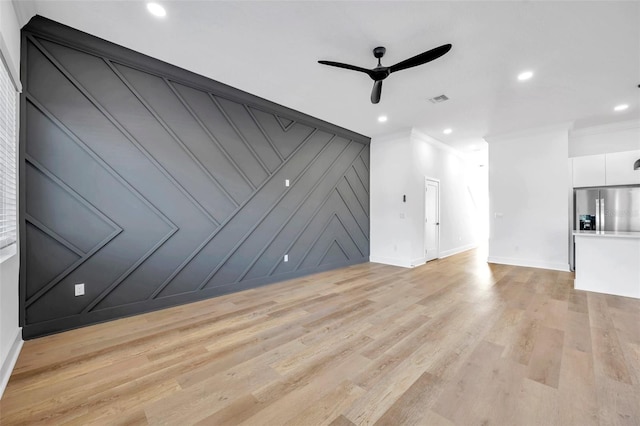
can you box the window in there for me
[0,55,17,251]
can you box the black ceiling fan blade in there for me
[389,44,452,74]
[318,60,373,77]
[371,80,383,104]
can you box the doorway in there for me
[424,177,440,262]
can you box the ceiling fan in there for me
[318,44,452,104]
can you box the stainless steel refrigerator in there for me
[571,185,640,269]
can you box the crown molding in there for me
[570,119,640,138]
[370,128,413,144]
[484,122,572,144]
[371,128,470,163]
[410,129,464,158]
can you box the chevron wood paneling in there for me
[20,17,370,338]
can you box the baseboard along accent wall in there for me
[20,16,370,338]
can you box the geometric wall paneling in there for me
[24,223,81,301]
[20,16,370,338]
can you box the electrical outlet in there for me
[284,254,289,262]
[285,179,290,187]
[75,283,85,296]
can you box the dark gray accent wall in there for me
[20,16,370,338]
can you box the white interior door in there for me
[425,178,440,262]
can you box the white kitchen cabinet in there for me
[572,154,605,187]
[574,231,640,299]
[605,150,640,186]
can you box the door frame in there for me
[424,176,441,262]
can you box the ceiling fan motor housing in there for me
[371,47,391,80]
[373,46,386,59]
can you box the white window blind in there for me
[0,56,17,250]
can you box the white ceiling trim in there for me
[485,122,573,144]
[411,129,463,157]
[370,129,414,144]
[570,119,640,138]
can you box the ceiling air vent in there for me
[428,94,449,104]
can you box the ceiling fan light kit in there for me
[319,44,452,104]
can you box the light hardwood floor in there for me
[1,248,639,425]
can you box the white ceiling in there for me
[20,0,640,152]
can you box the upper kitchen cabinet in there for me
[606,150,640,186]
[572,154,605,187]
[570,120,640,187]
[572,150,640,187]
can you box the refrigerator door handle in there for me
[600,198,605,231]
[595,198,600,230]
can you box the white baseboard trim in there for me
[487,256,571,272]
[0,329,23,399]
[370,245,478,268]
[410,257,426,267]
[439,244,477,259]
[369,256,415,268]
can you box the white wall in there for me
[569,120,640,157]
[0,0,23,399]
[487,126,571,271]
[370,131,415,267]
[0,0,20,80]
[410,131,485,259]
[370,129,485,268]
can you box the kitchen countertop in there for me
[573,230,640,239]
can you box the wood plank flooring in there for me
[1,248,639,425]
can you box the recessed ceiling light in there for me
[147,2,166,17]
[443,128,453,135]
[378,115,388,123]
[517,71,534,81]
[614,104,629,112]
